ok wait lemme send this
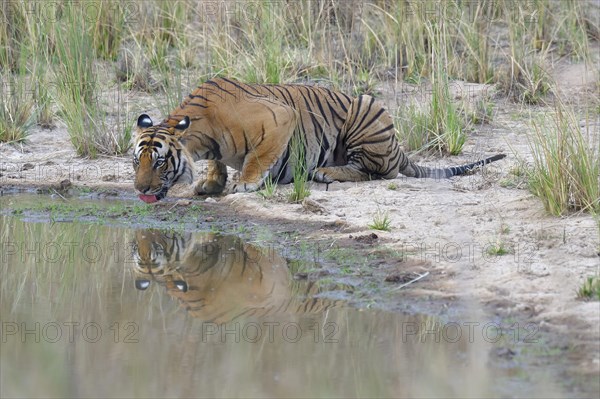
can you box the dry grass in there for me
[0,0,598,212]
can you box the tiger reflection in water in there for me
[131,229,340,324]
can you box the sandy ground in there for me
[1,63,599,375]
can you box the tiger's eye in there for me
[174,280,188,292]
[135,280,151,290]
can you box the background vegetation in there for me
[0,0,598,214]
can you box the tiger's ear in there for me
[172,116,190,136]
[137,114,153,128]
[175,116,190,130]
[136,114,153,137]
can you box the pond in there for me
[0,197,593,398]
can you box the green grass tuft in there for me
[368,209,391,232]
[258,176,278,199]
[288,133,311,203]
[526,104,600,216]
[0,73,35,143]
[577,276,600,301]
[486,241,511,256]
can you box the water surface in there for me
[0,211,584,398]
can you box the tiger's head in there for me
[131,229,191,292]
[131,229,294,324]
[133,114,194,203]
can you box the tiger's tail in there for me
[400,154,506,179]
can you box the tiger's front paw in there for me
[229,182,260,193]
[195,179,226,195]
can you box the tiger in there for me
[132,229,342,324]
[133,77,505,203]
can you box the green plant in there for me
[527,105,599,216]
[0,1,27,73]
[154,63,188,117]
[428,20,466,155]
[453,4,494,83]
[495,1,554,104]
[94,110,133,156]
[0,72,35,143]
[549,1,590,60]
[352,67,379,97]
[252,2,290,84]
[486,241,510,256]
[396,19,467,156]
[519,59,552,105]
[464,95,494,125]
[203,1,293,84]
[396,104,431,153]
[132,1,190,69]
[51,4,132,156]
[51,5,100,156]
[258,176,278,199]
[386,182,398,191]
[577,276,600,300]
[500,161,529,188]
[115,42,155,91]
[89,0,127,61]
[363,1,428,82]
[288,133,311,203]
[0,9,36,143]
[32,65,54,129]
[368,209,391,232]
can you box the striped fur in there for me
[132,229,342,324]
[133,77,505,198]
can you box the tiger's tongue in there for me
[138,194,158,204]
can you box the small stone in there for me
[59,179,72,190]
[494,347,516,359]
[353,233,379,244]
[302,198,328,214]
[101,174,117,182]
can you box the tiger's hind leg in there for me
[195,160,228,195]
[314,95,400,183]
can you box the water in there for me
[0,210,588,398]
